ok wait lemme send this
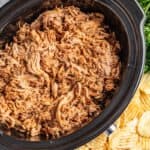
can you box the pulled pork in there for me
[0,6,121,139]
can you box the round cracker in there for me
[139,136,150,150]
[140,74,150,94]
[115,113,125,128]
[109,128,138,150]
[137,111,150,138]
[77,134,107,150]
[140,91,150,108]
[122,98,143,126]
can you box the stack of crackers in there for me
[78,73,150,150]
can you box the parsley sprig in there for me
[139,0,150,72]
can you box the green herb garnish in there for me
[139,0,150,72]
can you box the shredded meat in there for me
[0,6,121,139]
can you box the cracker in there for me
[137,111,150,138]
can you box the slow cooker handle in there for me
[105,124,116,135]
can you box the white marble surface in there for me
[0,0,10,8]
